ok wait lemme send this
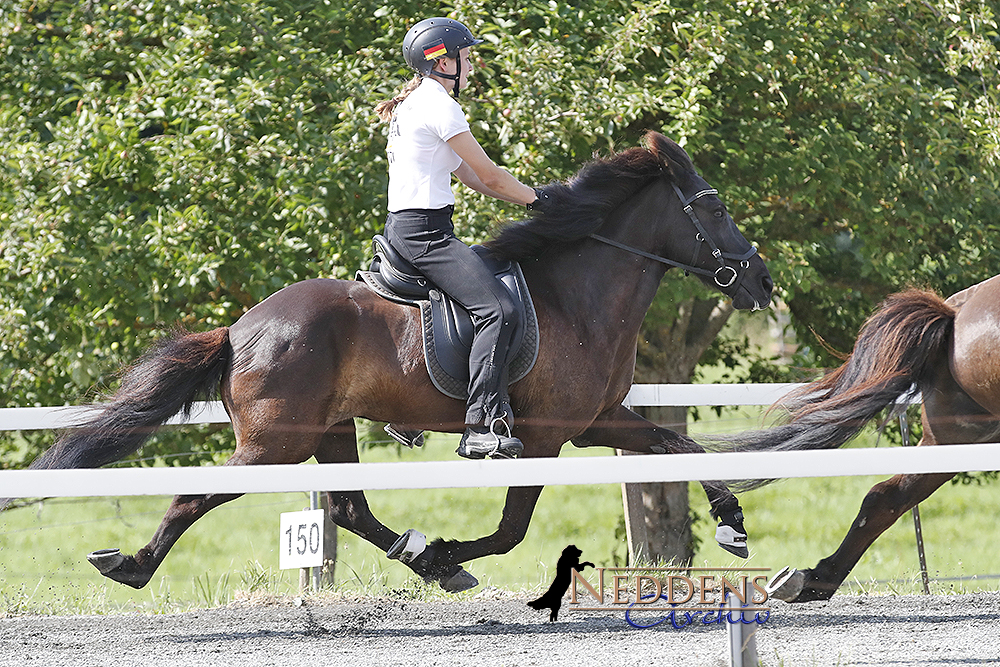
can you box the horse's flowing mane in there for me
[486,131,694,261]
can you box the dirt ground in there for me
[2,591,998,666]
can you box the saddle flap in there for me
[357,235,539,401]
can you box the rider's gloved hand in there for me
[526,186,555,213]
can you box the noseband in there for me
[589,181,758,294]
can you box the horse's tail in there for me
[29,327,231,472]
[710,288,955,490]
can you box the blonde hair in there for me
[374,75,422,123]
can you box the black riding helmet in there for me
[402,17,483,97]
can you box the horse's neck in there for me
[528,237,667,335]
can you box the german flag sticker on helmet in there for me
[422,40,448,60]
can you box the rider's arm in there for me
[453,160,510,202]
[448,131,536,206]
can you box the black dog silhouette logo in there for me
[527,545,595,622]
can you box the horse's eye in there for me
[714,210,725,218]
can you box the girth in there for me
[356,235,539,400]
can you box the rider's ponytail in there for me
[375,75,422,122]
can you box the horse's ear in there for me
[643,131,696,180]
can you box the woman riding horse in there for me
[375,17,553,460]
[22,131,773,592]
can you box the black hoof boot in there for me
[397,538,480,593]
[715,508,749,558]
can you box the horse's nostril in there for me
[762,275,774,294]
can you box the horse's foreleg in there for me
[428,485,544,564]
[572,404,747,557]
[772,471,954,603]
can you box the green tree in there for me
[1,0,420,464]
[699,0,999,356]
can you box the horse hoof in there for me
[718,542,749,559]
[440,567,479,593]
[87,548,125,575]
[765,566,805,602]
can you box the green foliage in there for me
[2,0,998,466]
[694,0,1000,359]
[0,0,417,463]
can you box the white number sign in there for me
[279,509,325,570]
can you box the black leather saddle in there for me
[356,235,539,402]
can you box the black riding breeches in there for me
[384,207,520,426]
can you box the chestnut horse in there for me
[21,132,773,592]
[719,275,1000,602]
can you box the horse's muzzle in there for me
[731,259,773,311]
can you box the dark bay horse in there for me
[717,275,1000,602]
[21,132,773,592]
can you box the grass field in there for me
[2,408,998,615]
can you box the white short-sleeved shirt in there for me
[387,78,470,212]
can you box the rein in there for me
[589,182,758,292]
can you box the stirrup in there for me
[456,417,523,460]
[384,424,425,448]
[490,415,513,438]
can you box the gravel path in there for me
[2,592,999,666]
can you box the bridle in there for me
[589,181,758,295]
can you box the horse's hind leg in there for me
[314,420,400,551]
[88,489,246,588]
[773,359,1000,603]
[770,471,954,602]
[315,420,481,591]
[87,447,276,588]
[89,402,328,588]
[87,439,303,588]
[422,483,545,572]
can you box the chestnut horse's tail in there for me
[30,328,231,471]
[711,289,955,490]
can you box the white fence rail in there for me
[1,383,803,431]
[1,384,997,500]
[0,401,232,431]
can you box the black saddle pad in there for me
[356,235,539,400]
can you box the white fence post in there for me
[726,594,759,667]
